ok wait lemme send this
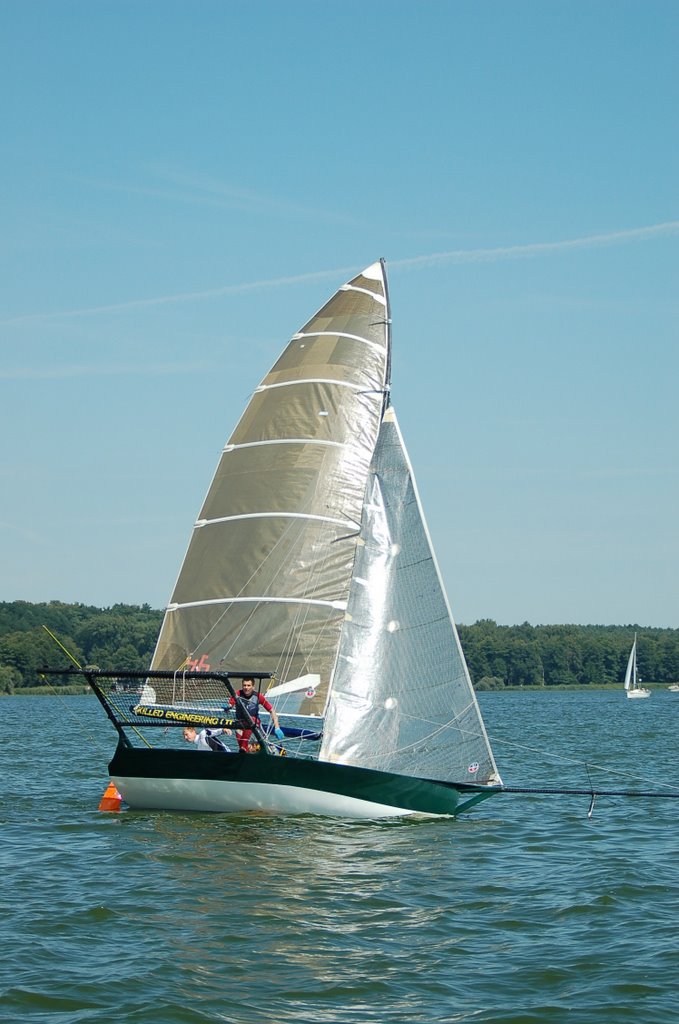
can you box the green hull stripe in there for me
[109,744,499,816]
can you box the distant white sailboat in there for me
[624,634,650,699]
[668,684,679,692]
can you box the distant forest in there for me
[1,600,678,693]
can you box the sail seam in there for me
[339,284,387,304]
[195,512,356,530]
[223,439,344,454]
[223,439,345,455]
[255,378,366,393]
[169,596,347,611]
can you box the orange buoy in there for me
[98,780,123,812]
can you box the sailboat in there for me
[57,261,503,817]
[624,634,650,699]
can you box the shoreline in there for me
[3,683,676,697]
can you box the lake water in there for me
[1,691,677,1023]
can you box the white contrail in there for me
[0,520,46,545]
[0,362,211,381]
[3,220,677,326]
[1,268,355,325]
[390,220,679,268]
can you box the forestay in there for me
[320,408,501,786]
[150,262,391,714]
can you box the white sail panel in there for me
[624,635,637,691]
[320,408,501,786]
[151,263,391,711]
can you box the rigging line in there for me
[376,715,491,764]
[36,674,108,755]
[285,486,378,680]
[282,516,349,658]
[38,626,108,752]
[273,522,324,681]
[214,509,320,650]
[332,721,496,771]
[180,439,366,665]
[390,698,481,734]
[37,677,110,756]
[215,478,348,667]
[371,703,679,794]
[39,626,148,752]
[274,444,341,683]
[484,733,679,792]
[219,517,314,664]
[266,452,346,683]
[499,786,679,799]
[279,537,353,686]
[97,684,154,749]
[275,513,343,683]
[227,521,313,652]
[279,601,331,685]
[278,552,352,679]
[411,711,679,794]
[333,704,488,766]
[275,593,330,687]
[299,612,339,676]
[192,511,310,658]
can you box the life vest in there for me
[235,691,263,726]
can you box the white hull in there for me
[626,688,651,699]
[112,774,440,818]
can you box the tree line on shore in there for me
[1,600,678,694]
[457,619,679,689]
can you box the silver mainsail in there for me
[320,408,501,786]
[151,261,391,713]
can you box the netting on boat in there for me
[73,670,323,757]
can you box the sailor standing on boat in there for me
[230,677,284,752]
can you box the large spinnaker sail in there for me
[320,407,501,786]
[150,262,391,712]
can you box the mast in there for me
[380,256,393,416]
[632,633,638,690]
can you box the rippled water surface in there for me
[1,692,677,1023]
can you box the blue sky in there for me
[1,0,677,627]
